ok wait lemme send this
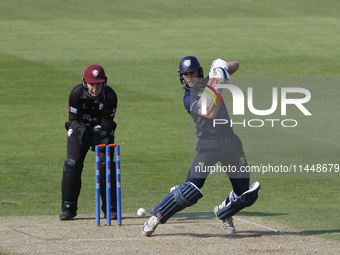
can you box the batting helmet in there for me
[178,56,204,84]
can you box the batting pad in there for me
[216,182,260,220]
[151,182,203,224]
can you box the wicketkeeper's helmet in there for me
[82,65,107,99]
[178,56,204,84]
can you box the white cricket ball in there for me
[137,208,146,217]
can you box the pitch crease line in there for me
[12,228,45,240]
[234,217,287,234]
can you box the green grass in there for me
[0,0,339,242]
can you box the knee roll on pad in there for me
[151,182,203,224]
[217,181,260,220]
[63,159,82,174]
[173,182,203,207]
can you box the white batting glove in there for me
[210,58,229,71]
[209,59,231,85]
[209,67,230,87]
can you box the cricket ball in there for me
[137,208,146,217]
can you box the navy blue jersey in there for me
[183,85,234,139]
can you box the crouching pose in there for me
[60,65,118,220]
[142,56,260,236]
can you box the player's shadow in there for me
[156,230,281,239]
[72,210,283,221]
[73,217,95,221]
[237,211,287,217]
[158,212,339,239]
[172,212,215,220]
[281,229,340,236]
[157,229,340,239]
[153,229,340,239]
[171,211,285,221]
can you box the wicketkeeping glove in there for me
[92,125,109,147]
[76,122,93,149]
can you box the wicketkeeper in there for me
[59,65,118,220]
[142,56,260,236]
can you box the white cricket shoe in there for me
[142,216,160,237]
[221,217,236,234]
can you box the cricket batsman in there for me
[142,56,260,236]
[59,65,118,220]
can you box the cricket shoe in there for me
[214,202,236,234]
[59,210,77,220]
[221,217,236,234]
[142,216,160,237]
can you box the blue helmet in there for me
[178,56,204,84]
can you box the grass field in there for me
[0,0,339,245]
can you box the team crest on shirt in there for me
[239,156,246,165]
[184,59,191,67]
[99,103,103,111]
[92,70,99,77]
